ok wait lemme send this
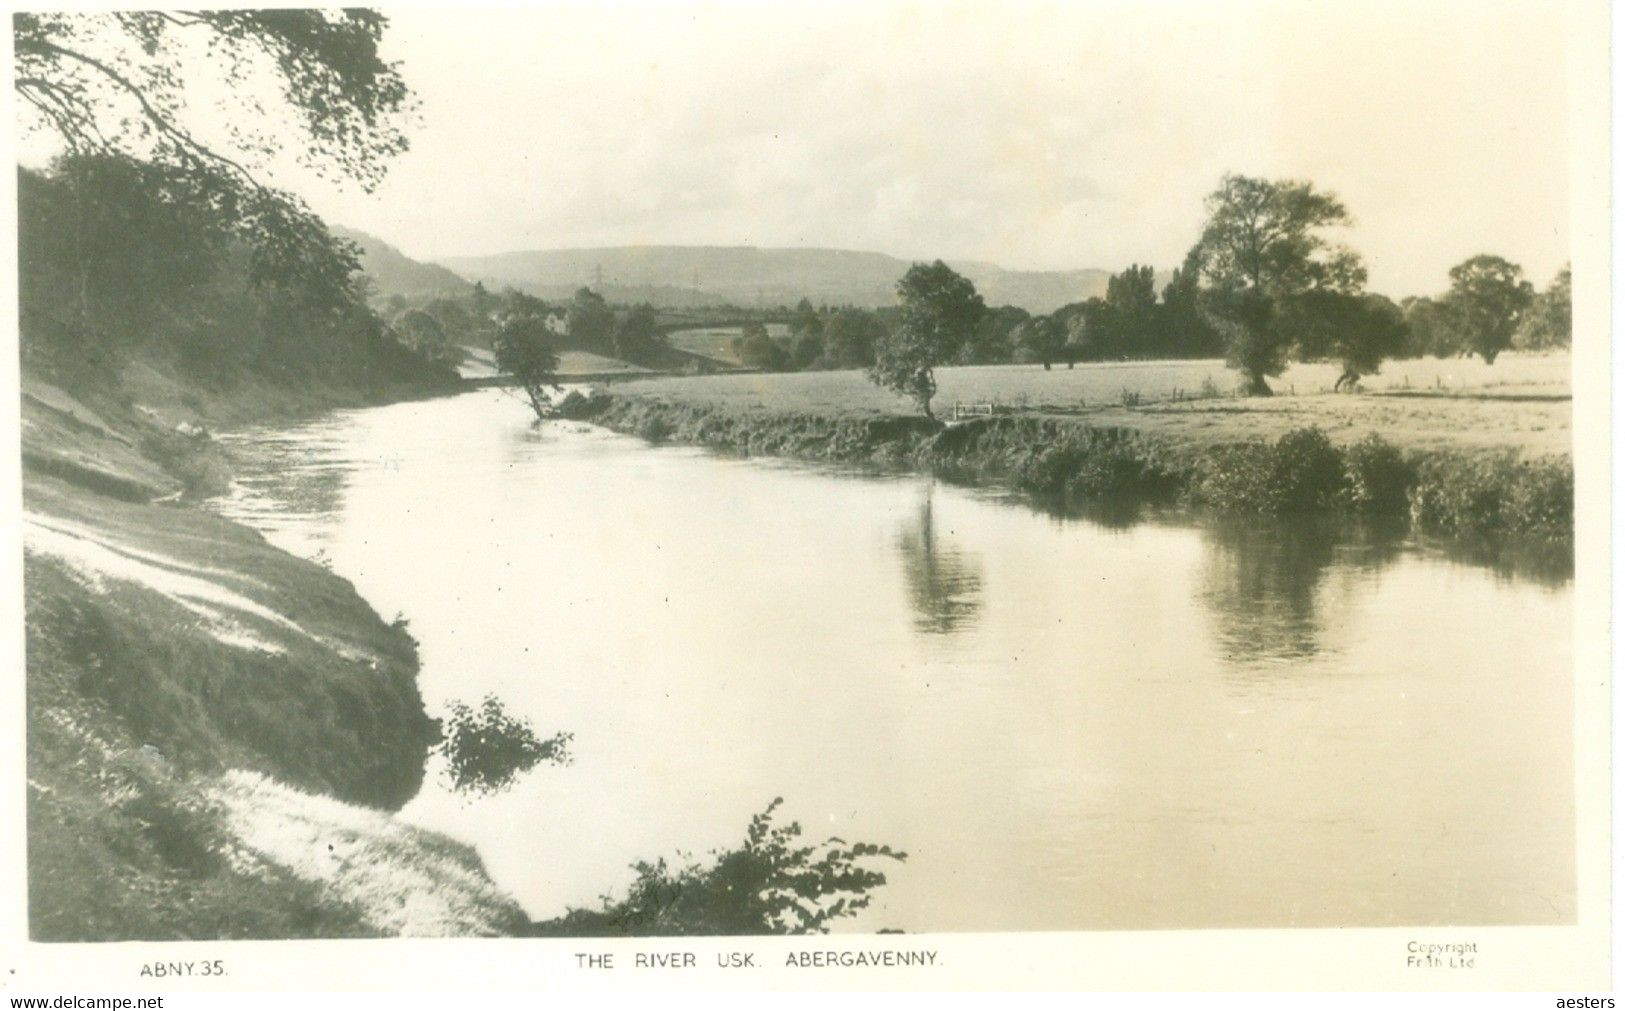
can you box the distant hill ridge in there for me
[341,228,1143,314]
[437,244,1121,314]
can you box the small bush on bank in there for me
[1409,453,1572,542]
[527,798,905,936]
[1342,433,1413,513]
[554,389,611,420]
[436,695,571,797]
[1193,427,1346,513]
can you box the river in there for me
[211,388,1575,933]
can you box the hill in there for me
[335,226,474,300]
[438,245,1122,313]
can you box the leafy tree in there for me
[1159,265,1225,359]
[868,261,985,417]
[14,11,413,294]
[1516,263,1572,350]
[393,307,456,365]
[790,330,825,370]
[1013,314,1068,369]
[566,286,614,351]
[436,695,571,797]
[493,311,561,419]
[1186,175,1366,394]
[1289,292,1410,391]
[1442,255,1534,364]
[1400,295,1459,358]
[733,321,786,370]
[790,298,823,340]
[613,302,661,361]
[822,307,884,368]
[959,305,1029,364]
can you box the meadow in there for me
[608,352,1572,457]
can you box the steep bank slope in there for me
[22,368,527,940]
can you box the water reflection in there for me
[1197,516,1405,669]
[894,493,984,635]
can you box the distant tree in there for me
[493,312,560,419]
[614,302,661,361]
[471,281,498,319]
[823,307,884,368]
[1013,314,1068,370]
[1516,263,1572,350]
[960,305,1028,364]
[1289,292,1410,391]
[1186,175,1366,394]
[1104,263,1159,354]
[393,307,458,364]
[566,286,614,351]
[790,330,825,370]
[1442,255,1534,364]
[733,321,786,370]
[1401,296,1458,358]
[867,261,985,418]
[1159,266,1225,359]
[790,298,823,339]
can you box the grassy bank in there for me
[558,389,1573,546]
[21,350,520,939]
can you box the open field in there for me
[664,324,787,366]
[608,352,1572,457]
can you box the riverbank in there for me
[558,374,1574,548]
[23,360,529,939]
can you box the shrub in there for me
[435,695,571,797]
[1341,433,1413,514]
[555,389,611,420]
[1409,453,1573,541]
[1194,427,1346,513]
[528,798,905,936]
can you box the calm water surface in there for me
[212,389,1574,932]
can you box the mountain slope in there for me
[335,227,473,299]
[438,245,1116,314]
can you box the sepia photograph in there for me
[2,0,1612,993]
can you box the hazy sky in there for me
[275,1,1571,295]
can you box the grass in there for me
[608,352,1571,457]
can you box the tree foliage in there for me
[1516,263,1571,350]
[436,695,571,797]
[1442,255,1534,365]
[868,261,985,417]
[532,798,905,936]
[566,287,615,351]
[493,310,561,419]
[14,11,415,294]
[1289,292,1409,390]
[1187,175,1366,393]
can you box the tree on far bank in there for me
[1442,255,1534,364]
[493,312,560,419]
[613,302,661,361]
[1186,175,1366,395]
[1289,292,1410,391]
[1515,263,1572,350]
[867,261,985,418]
[733,321,786,370]
[566,287,614,351]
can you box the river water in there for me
[212,389,1574,933]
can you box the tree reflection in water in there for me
[895,492,984,635]
[1197,515,1404,669]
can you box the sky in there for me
[29,0,1581,298]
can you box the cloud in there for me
[295,0,1572,296]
